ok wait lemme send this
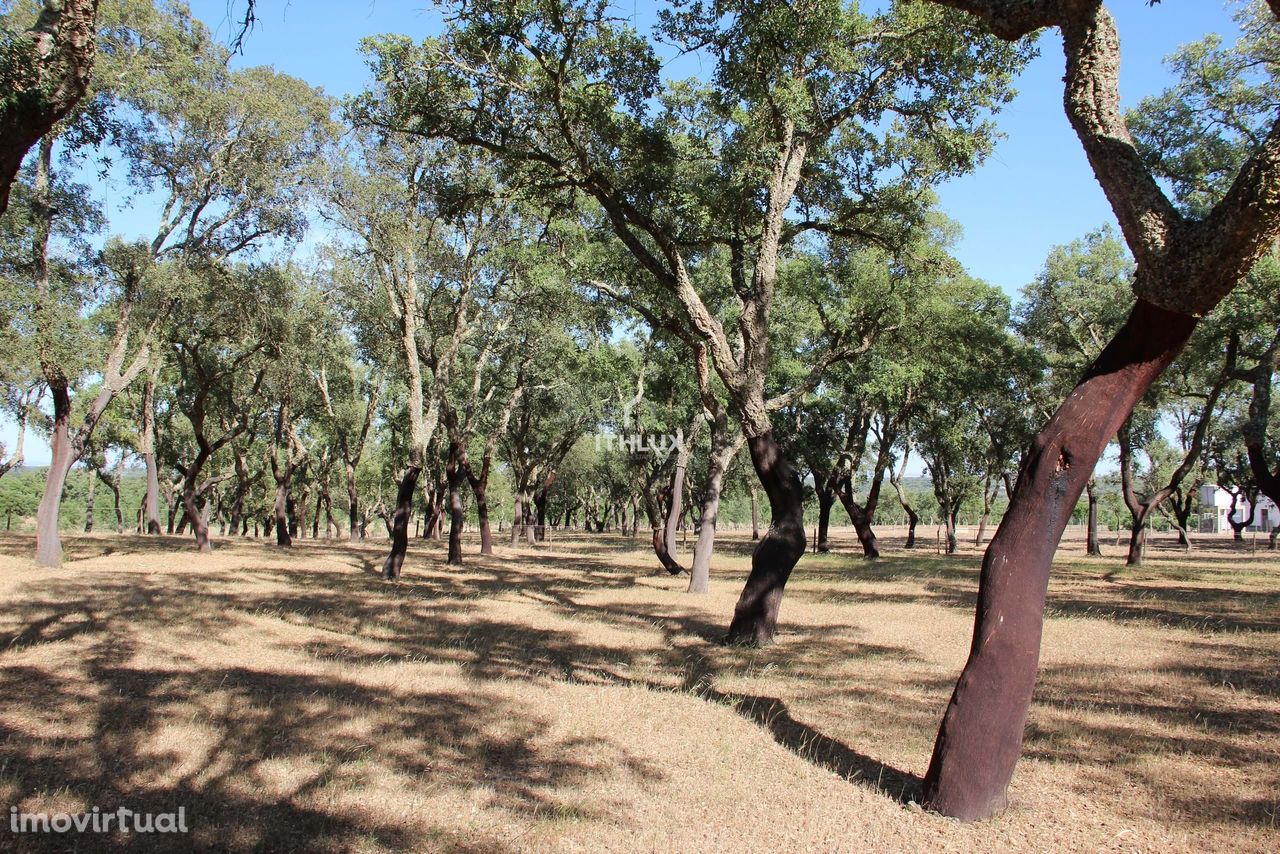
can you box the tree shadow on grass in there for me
[0,605,663,851]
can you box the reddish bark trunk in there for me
[382,466,421,580]
[725,431,806,645]
[922,300,1198,821]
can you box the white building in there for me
[1198,484,1279,533]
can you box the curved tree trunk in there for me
[664,464,687,563]
[382,466,421,580]
[725,431,806,645]
[643,487,684,574]
[890,445,919,548]
[922,300,1197,821]
[837,484,880,558]
[183,486,210,553]
[35,385,75,567]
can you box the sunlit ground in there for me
[0,528,1276,852]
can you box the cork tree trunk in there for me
[725,431,806,645]
[382,466,421,580]
[923,300,1199,819]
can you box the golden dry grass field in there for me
[0,529,1276,852]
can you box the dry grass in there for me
[0,528,1276,852]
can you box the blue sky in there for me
[179,0,1239,295]
[4,0,1245,464]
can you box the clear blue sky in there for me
[4,0,1245,464]
[181,0,1239,295]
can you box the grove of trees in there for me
[1,0,1277,827]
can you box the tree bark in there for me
[510,491,523,546]
[688,423,742,594]
[83,464,96,532]
[836,478,881,558]
[382,466,421,579]
[922,300,1198,821]
[665,422,698,563]
[814,474,835,553]
[35,385,75,566]
[140,366,163,534]
[725,431,806,645]
[1085,479,1102,555]
[273,479,292,547]
[183,485,210,552]
[446,440,466,565]
[466,453,495,555]
[749,485,760,541]
[1125,514,1149,566]
[0,0,100,215]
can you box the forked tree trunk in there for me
[1126,510,1150,566]
[725,431,806,645]
[922,300,1198,821]
[183,486,210,552]
[1086,479,1102,555]
[643,487,684,574]
[890,446,919,548]
[382,466,421,580]
[35,385,75,567]
[836,482,880,558]
[1172,495,1194,548]
[274,481,292,547]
